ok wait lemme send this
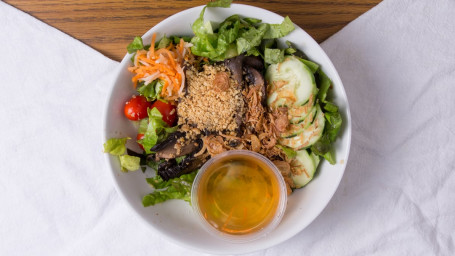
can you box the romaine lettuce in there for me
[119,155,141,172]
[190,5,295,61]
[138,107,178,154]
[103,137,130,156]
[142,171,197,207]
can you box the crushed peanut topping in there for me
[177,65,245,133]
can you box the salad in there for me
[104,0,342,207]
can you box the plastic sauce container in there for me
[191,150,287,242]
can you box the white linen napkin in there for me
[1,0,454,255]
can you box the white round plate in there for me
[104,4,351,255]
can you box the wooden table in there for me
[5,0,381,61]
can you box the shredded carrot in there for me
[128,33,192,99]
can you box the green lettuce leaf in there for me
[316,69,332,102]
[264,48,285,64]
[169,35,192,44]
[103,137,130,156]
[137,80,163,101]
[310,100,343,165]
[206,0,232,7]
[276,145,297,159]
[137,118,149,135]
[243,17,262,25]
[325,111,342,142]
[127,36,144,54]
[119,155,141,172]
[263,16,295,39]
[323,102,339,113]
[156,35,171,49]
[285,47,297,55]
[218,17,240,44]
[298,57,320,74]
[192,7,213,37]
[311,134,335,164]
[142,171,197,207]
[138,107,177,154]
[236,23,269,54]
[190,9,295,61]
[246,47,261,57]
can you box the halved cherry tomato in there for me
[136,133,145,151]
[151,100,177,126]
[124,95,151,121]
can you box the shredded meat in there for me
[240,84,289,160]
[272,107,289,133]
[273,160,295,195]
[244,85,265,132]
[204,135,227,157]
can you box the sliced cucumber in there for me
[279,104,325,149]
[266,56,317,109]
[280,122,305,138]
[290,105,317,125]
[291,150,320,188]
[281,106,317,138]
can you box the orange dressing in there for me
[197,154,281,235]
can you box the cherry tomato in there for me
[124,95,151,121]
[151,100,177,126]
[136,133,145,151]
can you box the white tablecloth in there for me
[1,0,454,255]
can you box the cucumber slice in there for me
[281,106,317,138]
[279,104,325,149]
[280,122,305,138]
[291,150,319,188]
[290,105,317,125]
[266,56,317,109]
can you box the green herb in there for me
[103,137,130,156]
[142,171,197,207]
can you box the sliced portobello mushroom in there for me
[157,139,209,181]
[244,66,267,106]
[150,131,199,159]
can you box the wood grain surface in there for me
[5,0,381,61]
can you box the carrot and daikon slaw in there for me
[128,33,193,99]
